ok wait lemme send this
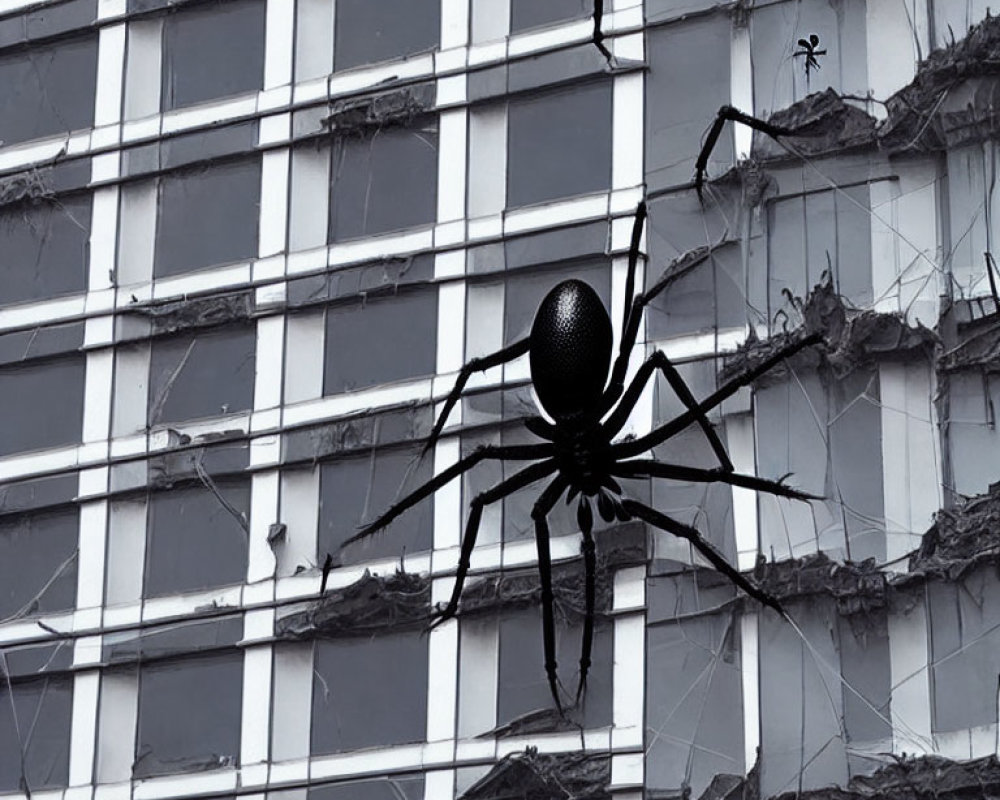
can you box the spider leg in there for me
[621,499,784,616]
[611,460,822,501]
[532,475,571,713]
[340,441,552,548]
[695,105,793,199]
[429,458,558,629]
[576,498,597,704]
[613,332,823,459]
[423,337,531,456]
[603,350,734,471]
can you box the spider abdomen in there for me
[529,280,612,420]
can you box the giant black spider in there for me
[342,199,822,711]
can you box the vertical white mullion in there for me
[94,23,126,128]
[611,567,645,749]
[123,18,163,121]
[727,413,759,571]
[611,71,643,193]
[240,640,274,772]
[433,438,462,554]
[264,0,294,90]
[77,495,109,621]
[437,109,469,224]
[68,670,101,786]
[259,147,291,258]
[248,471,280,585]
[740,611,760,772]
[730,20,753,159]
[426,580,459,744]
[89,186,119,293]
[82,349,114,444]
[440,0,469,50]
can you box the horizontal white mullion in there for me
[647,327,751,362]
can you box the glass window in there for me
[145,479,250,598]
[307,777,424,800]
[160,0,265,110]
[0,194,91,307]
[328,119,439,241]
[0,507,78,619]
[311,631,428,753]
[154,157,261,279]
[147,325,257,426]
[134,652,243,777]
[319,444,433,562]
[0,35,98,146]
[510,0,588,32]
[0,676,72,791]
[0,355,85,457]
[324,287,438,393]
[506,80,612,208]
[333,0,439,72]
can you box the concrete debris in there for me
[908,482,1000,579]
[459,748,610,800]
[275,570,430,638]
[322,84,435,135]
[753,551,887,617]
[719,280,935,385]
[0,167,53,209]
[752,89,877,160]
[939,302,1000,371]
[122,291,253,336]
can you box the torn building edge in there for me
[321,83,435,135]
[275,570,431,638]
[718,279,936,386]
[120,291,253,337]
[938,296,1000,371]
[0,166,55,210]
[459,748,611,800]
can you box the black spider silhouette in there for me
[793,34,827,78]
[342,203,821,712]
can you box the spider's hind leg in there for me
[575,498,597,705]
[695,106,792,199]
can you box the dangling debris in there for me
[459,748,611,800]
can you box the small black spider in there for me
[343,204,821,711]
[793,34,827,79]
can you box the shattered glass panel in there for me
[319,444,432,563]
[0,507,78,619]
[144,479,250,597]
[945,371,1000,496]
[497,608,612,729]
[311,631,428,753]
[510,0,588,32]
[333,0,440,71]
[0,355,85,456]
[324,287,438,392]
[0,194,91,307]
[646,579,743,796]
[506,80,612,208]
[307,777,424,800]
[154,158,262,278]
[147,325,257,426]
[160,0,265,110]
[0,675,72,791]
[0,34,98,145]
[134,652,243,777]
[328,119,439,240]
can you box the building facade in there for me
[1,0,1000,798]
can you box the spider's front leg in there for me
[695,105,793,199]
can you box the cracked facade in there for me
[2,1,1000,799]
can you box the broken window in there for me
[0,193,91,308]
[509,0,588,33]
[153,157,262,279]
[0,672,73,791]
[506,80,612,208]
[311,631,428,753]
[324,286,438,393]
[0,507,78,620]
[147,324,257,426]
[0,34,98,146]
[497,607,613,729]
[134,651,243,777]
[160,0,265,110]
[646,574,744,796]
[307,777,424,800]
[942,370,1000,497]
[318,444,433,563]
[328,118,439,241]
[144,478,250,598]
[332,0,439,72]
[0,355,85,456]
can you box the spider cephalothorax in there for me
[341,202,822,712]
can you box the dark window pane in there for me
[0,35,98,146]
[145,479,250,597]
[319,445,433,562]
[0,508,78,619]
[311,632,428,753]
[0,677,72,791]
[135,652,243,777]
[154,158,261,279]
[161,0,265,110]
[497,607,612,728]
[308,777,424,800]
[507,81,612,208]
[333,0,440,72]
[502,258,611,341]
[324,289,438,392]
[0,194,91,307]
[148,325,256,426]
[510,0,588,32]
[328,121,439,240]
[0,355,85,457]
